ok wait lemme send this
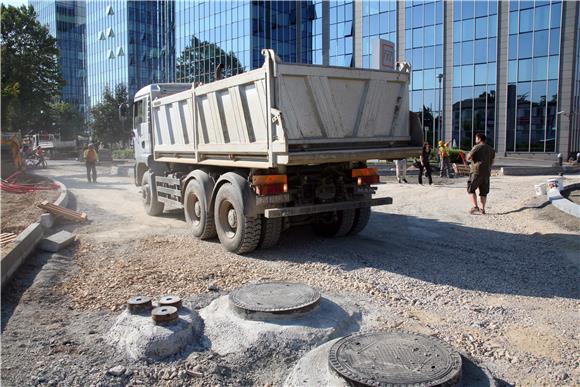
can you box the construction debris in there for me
[0,232,17,246]
[37,201,87,223]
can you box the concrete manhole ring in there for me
[127,295,152,314]
[230,281,320,314]
[328,331,462,387]
[159,295,183,309]
[151,306,178,325]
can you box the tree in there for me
[49,101,85,140]
[176,35,245,84]
[1,5,64,133]
[90,84,132,147]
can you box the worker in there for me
[394,159,408,183]
[418,142,433,185]
[84,143,99,183]
[438,140,452,178]
[466,133,495,215]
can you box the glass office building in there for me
[85,0,174,107]
[172,0,578,156]
[41,0,580,156]
[31,0,88,114]
[174,1,322,84]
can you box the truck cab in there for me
[133,84,191,186]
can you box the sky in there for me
[2,0,28,6]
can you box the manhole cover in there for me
[328,331,462,387]
[127,295,152,314]
[230,282,320,314]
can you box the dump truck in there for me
[132,50,421,254]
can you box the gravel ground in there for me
[1,161,579,387]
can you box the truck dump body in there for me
[151,50,418,168]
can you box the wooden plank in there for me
[38,201,87,223]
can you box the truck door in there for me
[133,97,152,163]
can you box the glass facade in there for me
[572,14,580,154]
[361,0,397,69]
[405,0,444,147]
[329,1,354,67]
[86,0,173,106]
[175,1,320,84]
[40,0,578,154]
[506,0,561,152]
[31,1,87,114]
[452,0,498,149]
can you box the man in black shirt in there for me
[466,133,495,214]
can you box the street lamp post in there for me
[437,73,444,145]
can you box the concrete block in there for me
[1,222,43,289]
[40,230,75,252]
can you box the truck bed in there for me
[151,50,420,168]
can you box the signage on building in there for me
[371,38,395,71]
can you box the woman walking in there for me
[419,142,433,185]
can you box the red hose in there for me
[0,172,59,193]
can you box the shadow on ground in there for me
[248,212,579,300]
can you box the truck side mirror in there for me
[119,103,130,122]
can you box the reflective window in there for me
[506,0,562,152]
[518,32,533,58]
[405,0,444,147]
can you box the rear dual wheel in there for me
[312,207,371,237]
[184,179,216,239]
[214,183,261,254]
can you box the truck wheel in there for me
[348,207,371,235]
[142,173,164,216]
[184,179,216,239]
[312,209,355,237]
[258,217,282,249]
[214,183,261,254]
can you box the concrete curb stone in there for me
[1,177,69,289]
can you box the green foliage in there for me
[176,35,245,84]
[112,148,134,160]
[447,148,469,164]
[49,100,85,140]
[1,4,64,133]
[90,84,132,147]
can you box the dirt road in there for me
[1,160,579,386]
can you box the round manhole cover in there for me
[230,282,320,314]
[329,331,462,387]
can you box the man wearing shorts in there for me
[466,133,495,214]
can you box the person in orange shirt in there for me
[83,143,99,183]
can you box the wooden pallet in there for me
[0,232,17,245]
[453,163,471,176]
[37,201,88,223]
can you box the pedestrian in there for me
[438,140,452,178]
[84,143,99,183]
[418,142,433,185]
[394,159,408,183]
[466,133,495,215]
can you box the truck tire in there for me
[184,179,216,239]
[214,183,261,254]
[312,209,355,237]
[348,207,371,235]
[258,217,282,249]
[142,173,164,216]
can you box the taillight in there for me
[352,168,380,186]
[252,174,288,196]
